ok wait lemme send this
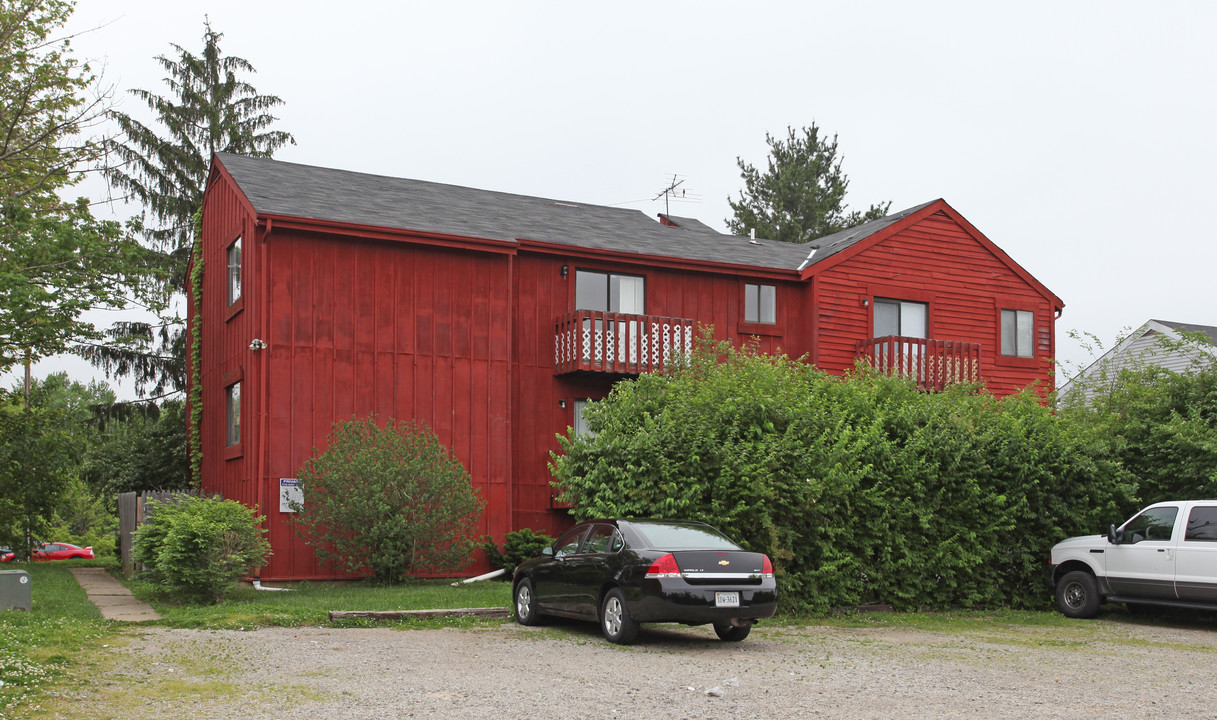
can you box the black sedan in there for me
[512,518,777,644]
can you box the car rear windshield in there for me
[629,523,741,550]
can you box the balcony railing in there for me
[856,336,983,391]
[555,310,694,375]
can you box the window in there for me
[575,270,644,314]
[1121,506,1178,543]
[1001,309,1034,357]
[227,236,242,305]
[553,527,588,558]
[874,298,927,339]
[226,381,241,447]
[580,525,621,555]
[1186,507,1217,541]
[744,283,776,324]
[573,398,595,438]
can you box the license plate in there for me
[715,592,740,608]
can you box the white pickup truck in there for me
[1048,499,1217,618]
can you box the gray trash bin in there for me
[0,569,32,611]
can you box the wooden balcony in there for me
[856,336,983,391]
[555,310,695,375]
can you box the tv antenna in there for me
[653,174,700,216]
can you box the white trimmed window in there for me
[227,236,242,305]
[1001,309,1034,357]
[874,298,928,339]
[226,381,241,446]
[744,283,776,324]
[575,270,644,314]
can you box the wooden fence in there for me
[117,490,196,576]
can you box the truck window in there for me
[1186,506,1217,541]
[1122,507,1179,543]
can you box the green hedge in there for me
[552,340,1133,612]
[133,495,270,603]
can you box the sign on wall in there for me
[280,478,303,513]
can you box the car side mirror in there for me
[542,546,554,557]
[1108,524,1124,545]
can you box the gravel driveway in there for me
[41,616,1217,719]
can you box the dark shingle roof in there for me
[215,153,929,273]
[1150,320,1217,345]
[656,214,720,233]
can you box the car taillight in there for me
[762,555,774,578]
[645,553,681,578]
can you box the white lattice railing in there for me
[555,310,695,375]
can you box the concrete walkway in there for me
[70,567,161,622]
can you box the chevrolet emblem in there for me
[718,560,730,566]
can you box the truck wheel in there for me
[1056,570,1101,619]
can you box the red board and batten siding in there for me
[199,162,520,580]
[807,207,1061,398]
[196,164,259,517]
[256,230,515,580]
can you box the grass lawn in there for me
[0,563,116,718]
[125,574,514,629]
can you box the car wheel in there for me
[1056,570,1101,619]
[600,588,639,644]
[713,622,752,641]
[514,579,543,626]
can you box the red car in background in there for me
[0,542,95,562]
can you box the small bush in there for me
[294,416,485,585]
[482,528,555,574]
[132,495,271,603]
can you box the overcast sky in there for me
[11,1,1215,397]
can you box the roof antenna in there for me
[653,174,686,216]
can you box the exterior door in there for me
[1175,504,1217,603]
[557,524,620,619]
[532,526,588,611]
[1105,505,1180,600]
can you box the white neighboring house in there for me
[1058,319,1217,401]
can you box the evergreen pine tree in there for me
[727,124,890,244]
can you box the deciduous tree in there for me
[0,0,166,373]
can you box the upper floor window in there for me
[874,298,927,339]
[575,270,644,314]
[1001,309,1034,357]
[226,381,241,447]
[744,283,776,324]
[227,236,242,305]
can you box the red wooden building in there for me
[194,153,1064,581]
